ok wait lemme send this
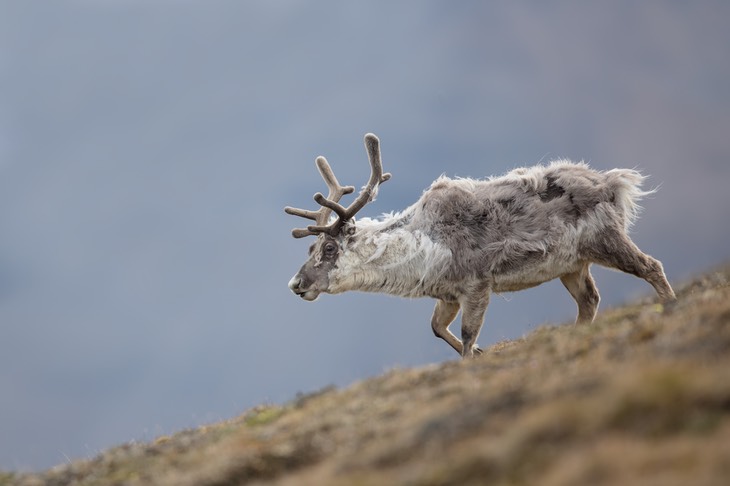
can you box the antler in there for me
[284,156,355,238]
[285,133,391,238]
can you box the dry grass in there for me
[4,265,730,486]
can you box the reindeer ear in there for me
[345,222,357,236]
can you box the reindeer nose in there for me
[288,275,302,293]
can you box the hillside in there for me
[3,266,730,486]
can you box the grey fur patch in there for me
[567,194,582,221]
[382,212,413,232]
[539,176,566,201]
[492,248,546,275]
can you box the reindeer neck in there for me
[329,210,452,297]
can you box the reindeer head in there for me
[285,133,391,301]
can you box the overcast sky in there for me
[1,0,729,471]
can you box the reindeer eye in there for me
[323,242,338,256]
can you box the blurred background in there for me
[1,0,728,471]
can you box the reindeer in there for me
[285,134,676,358]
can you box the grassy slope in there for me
[4,266,730,486]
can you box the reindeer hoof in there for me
[662,298,678,314]
[461,346,484,359]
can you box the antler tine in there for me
[284,202,320,238]
[315,156,356,201]
[290,227,316,239]
[284,155,355,238]
[335,133,391,219]
[284,207,319,221]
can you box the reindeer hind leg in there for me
[459,288,490,359]
[560,263,600,324]
[583,229,676,303]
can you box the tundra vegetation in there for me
[4,265,729,486]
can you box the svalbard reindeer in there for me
[285,134,676,358]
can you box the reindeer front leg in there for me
[459,287,490,358]
[431,300,463,356]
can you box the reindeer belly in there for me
[491,258,582,293]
